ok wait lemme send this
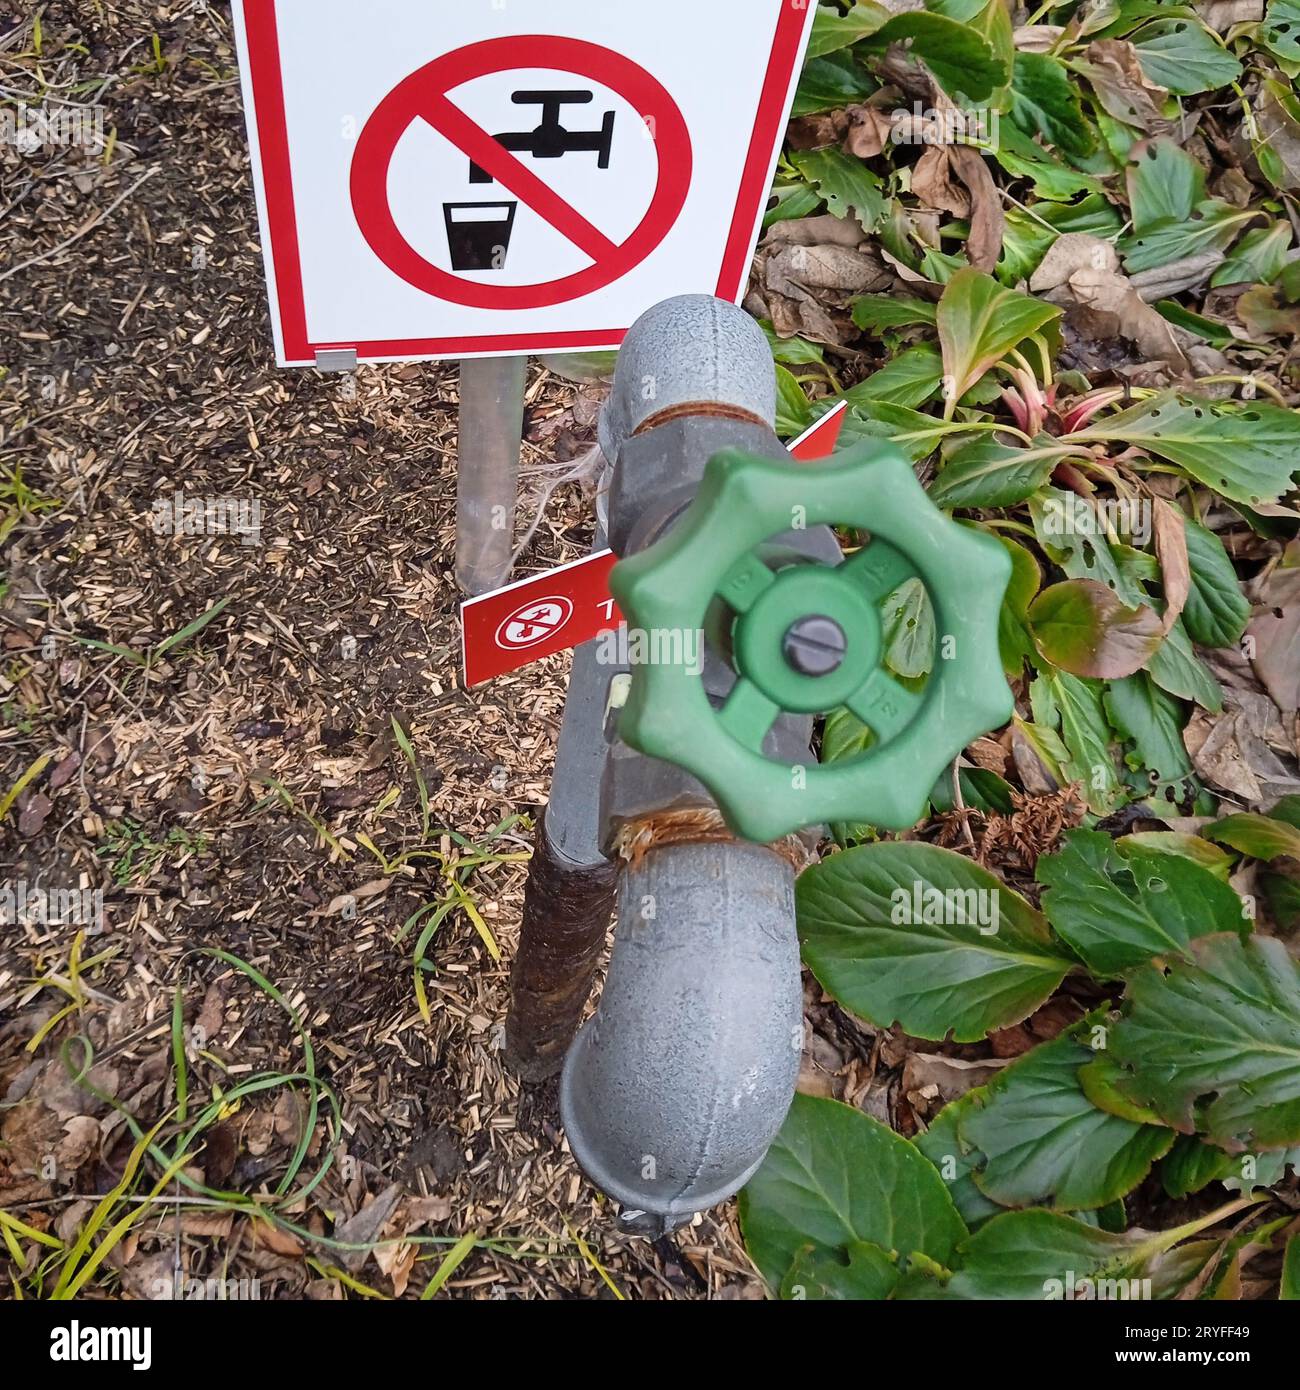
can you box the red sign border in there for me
[236,0,814,364]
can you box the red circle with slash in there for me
[350,36,693,310]
[495,596,574,650]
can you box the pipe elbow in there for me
[560,841,801,1233]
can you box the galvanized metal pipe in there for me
[560,841,802,1236]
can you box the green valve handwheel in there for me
[609,440,1015,844]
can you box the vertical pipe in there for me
[505,808,617,1082]
[456,355,527,595]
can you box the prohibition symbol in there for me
[496,597,574,650]
[350,36,693,310]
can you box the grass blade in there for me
[153,594,231,658]
[420,1230,478,1299]
[0,751,52,826]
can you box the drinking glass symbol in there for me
[443,201,517,271]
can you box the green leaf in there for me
[796,842,1075,1043]
[762,322,826,366]
[914,1089,1004,1230]
[739,1093,967,1295]
[844,344,944,409]
[959,1031,1175,1210]
[793,52,878,118]
[1130,18,1242,95]
[1203,813,1300,863]
[995,534,1040,680]
[764,182,823,230]
[1030,490,1146,608]
[930,439,1068,510]
[1283,1235,1300,1300]
[1104,673,1192,787]
[944,1209,1187,1300]
[994,125,1109,203]
[1009,52,1094,158]
[1146,617,1223,713]
[1071,391,1300,507]
[1211,221,1293,289]
[858,12,1009,103]
[1120,201,1258,276]
[929,766,1017,816]
[1079,1049,1170,1127]
[1037,828,1245,976]
[1261,0,1300,65]
[851,294,938,333]
[881,577,935,679]
[806,0,890,59]
[1107,935,1300,1150]
[822,707,874,765]
[791,148,888,231]
[840,399,973,463]
[1181,517,1250,648]
[821,707,875,847]
[1118,831,1236,880]
[1030,668,1125,816]
[1126,139,1205,234]
[936,270,1062,407]
[775,364,813,438]
[1028,579,1163,681]
[1155,300,1240,349]
[781,1240,899,1300]
[1160,1135,1235,1199]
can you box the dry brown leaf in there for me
[1078,40,1173,136]
[332,1182,404,1272]
[1249,551,1300,719]
[1047,259,1191,373]
[949,144,1005,274]
[765,213,867,249]
[1197,0,1264,30]
[54,1115,102,1173]
[902,1053,1004,1109]
[788,110,850,150]
[911,146,969,216]
[179,1210,235,1239]
[1030,232,1119,292]
[1257,84,1300,189]
[374,1238,419,1297]
[1153,498,1192,635]
[248,1219,305,1257]
[1236,284,1300,339]
[194,981,226,1045]
[844,103,894,158]
[1129,248,1227,301]
[1013,24,1064,52]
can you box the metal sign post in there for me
[455,356,527,596]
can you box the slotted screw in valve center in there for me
[782,615,847,677]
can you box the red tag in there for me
[460,405,850,686]
[461,550,621,686]
[790,400,847,460]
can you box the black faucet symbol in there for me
[469,90,615,184]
